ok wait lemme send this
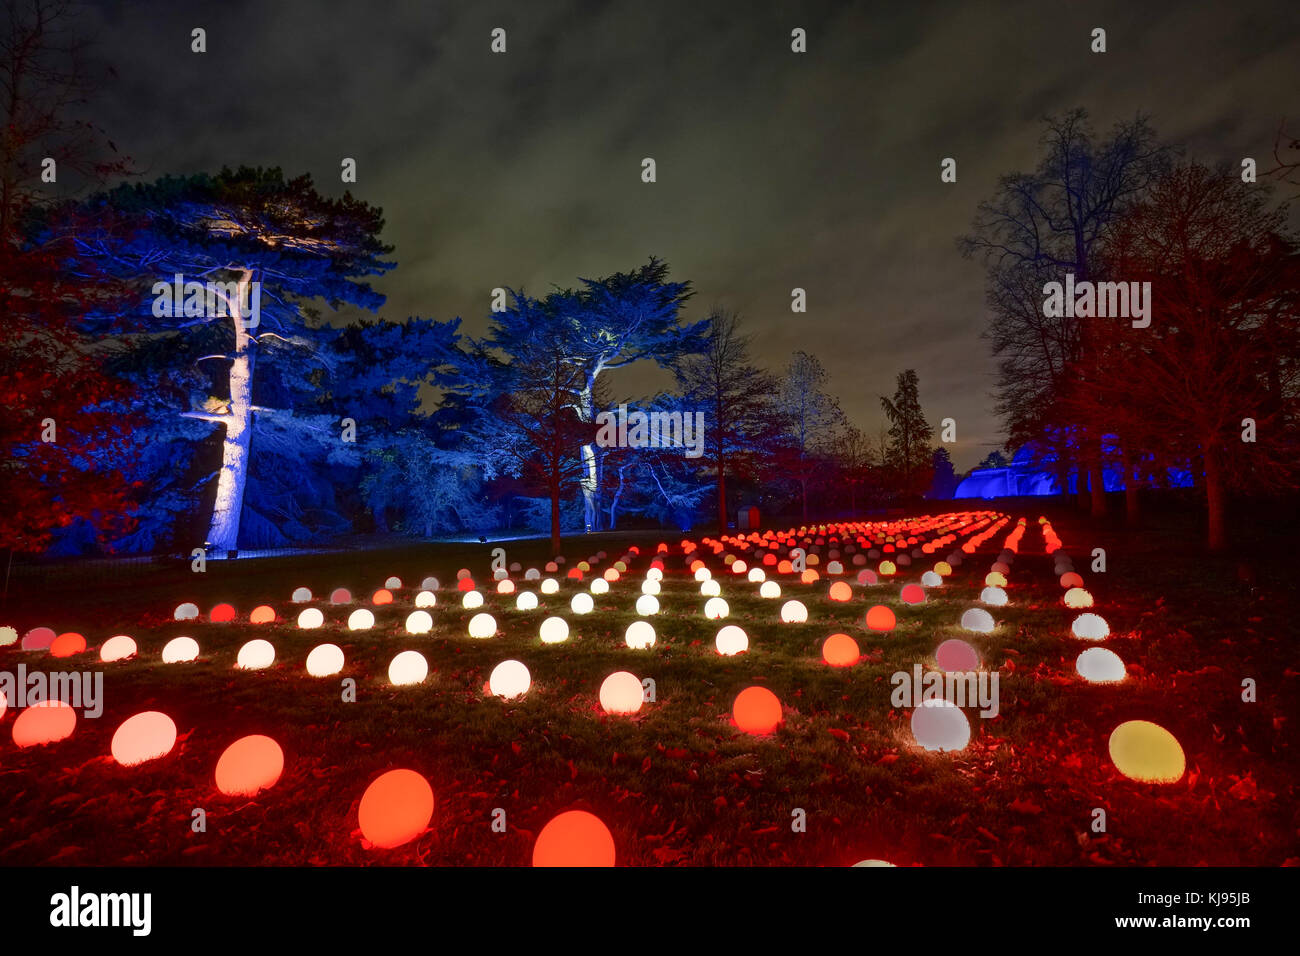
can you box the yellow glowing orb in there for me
[1108,720,1185,783]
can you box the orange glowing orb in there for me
[99,635,137,662]
[12,699,76,747]
[111,711,177,766]
[865,605,896,632]
[800,569,820,584]
[49,632,87,658]
[532,810,616,867]
[215,735,284,796]
[822,633,860,667]
[1060,571,1083,588]
[372,589,394,605]
[599,671,644,715]
[733,685,783,735]
[209,603,237,623]
[359,769,435,849]
[828,581,853,602]
[249,605,276,624]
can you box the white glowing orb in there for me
[1071,613,1110,640]
[388,650,428,686]
[493,568,509,581]
[516,591,539,611]
[348,608,375,631]
[525,568,540,580]
[694,567,712,582]
[100,635,137,662]
[462,590,485,609]
[297,608,324,629]
[497,579,516,594]
[704,597,730,619]
[404,610,432,634]
[541,578,560,594]
[748,567,766,583]
[174,602,199,621]
[646,568,663,582]
[305,643,345,676]
[291,587,312,603]
[635,594,660,616]
[780,600,808,623]
[421,576,440,591]
[700,579,721,597]
[1064,587,1094,608]
[852,859,898,867]
[599,671,645,715]
[921,571,942,587]
[641,579,661,596]
[960,608,995,633]
[414,590,436,608]
[732,560,748,574]
[235,639,275,670]
[715,625,749,656]
[979,586,1008,606]
[161,637,200,663]
[468,613,497,638]
[385,576,402,590]
[590,578,610,595]
[489,659,531,699]
[911,698,971,752]
[539,617,570,644]
[1076,647,1126,682]
[111,711,177,767]
[625,621,656,649]
[570,593,594,615]
[759,581,781,599]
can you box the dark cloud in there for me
[81,0,1300,468]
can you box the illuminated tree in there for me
[880,368,933,496]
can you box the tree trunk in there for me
[1124,462,1140,526]
[1204,447,1227,551]
[716,455,727,532]
[206,272,255,554]
[1090,459,1107,518]
[550,486,561,557]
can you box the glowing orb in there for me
[215,735,284,796]
[359,769,434,849]
[385,576,402,590]
[599,671,645,715]
[705,597,731,620]
[1076,647,1126,683]
[856,570,878,586]
[498,580,517,595]
[161,637,200,662]
[900,584,926,605]
[462,590,485,609]
[911,699,970,752]
[979,586,1008,606]
[733,560,748,574]
[414,590,436,608]
[330,588,352,604]
[405,610,433,634]
[759,581,781,598]
[828,581,852,602]
[935,639,980,671]
[822,633,860,666]
[235,639,275,671]
[641,580,661,596]
[468,613,497,638]
[801,569,820,584]
[525,568,540,580]
[306,643,345,677]
[570,593,594,615]
[879,561,897,576]
[457,568,472,580]
[49,632,87,658]
[960,608,995,633]
[1064,587,1094,608]
[715,625,748,656]
[297,607,324,629]
[174,602,199,621]
[865,605,896,632]
[372,589,394,605]
[389,650,429,685]
[852,859,897,867]
[541,578,560,594]
[733,686,783,735]
[635,594,659,616]
[590,578,609,595]
[12,699,76,747]
[827,560,843,574]
[516,591,539,611]
[1071,613,1109,640]
[250,605,276,624]
[0,690,4,718]
[748,568,766,583]
[348,609,375,631]
[984,571,1007,587]
[625,621,656,649]
[1060,571,1083,588]
[489,659,531,699]
[207,603,236,623]
[646,567,663,581]
[111,711,177,766]
[0,626,15,647]
[921,571,942,587]
[700,579,721,597]
[780,600,808,623]
[934,561,952,576]
[1108,720,1185,783]
[694,567,712,582]
[99,635,137,662]
[421,576,440,591]
[533,810,616,867]
[291,587,312,603]
[540,617,570,644]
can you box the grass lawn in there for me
[1,506,1295,866]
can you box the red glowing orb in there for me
[209,603,237,623]
[822,633,861,667]
[733,686,783,735]
[935,638,980,671]
[532,810,616,867]
[12,699,76,748]
[359,769,435,849]
[215,735,284,797]
[900,584,925,605]
[865,605,896,632]
[457,577,476,591]
[49,632,87,658]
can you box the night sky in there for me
[80,0,1300,469]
